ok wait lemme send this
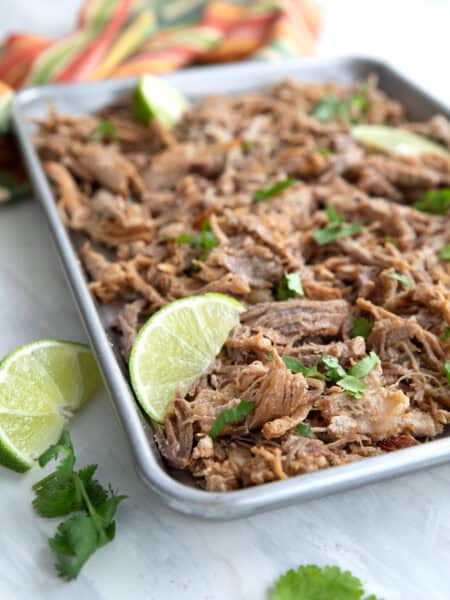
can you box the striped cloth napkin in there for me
[0,0,321,200]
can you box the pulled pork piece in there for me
[73,143,144,197]
[76,190,152,246]
[114,298,147,358]
[319,367,412,441]
[241,299,350,344]
[358,299,445,373]
[238,351,310,428]
[38,76,450,492]
[154,396,193,470]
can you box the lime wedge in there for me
[129,294,245,422]
[132,74,190,129]
[0,340,101,472]
[352,125,449,158]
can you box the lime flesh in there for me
[129,294,245,423]
[132,74,190,129]
[352,125,449,158]
[0,340,101,472]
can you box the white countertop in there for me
[1,2,450,598]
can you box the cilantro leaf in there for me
[311,95,345,123]
[386,272,413,288]
[351,316,371,339]
[253,178,295,202]
[321,354,346,382]
[313,205,363,246]
[89,121,117,143]
[297,423,315,438]
[441,326,450,341]
[210,400,255,441]
[270,564,379,600]
[336,375,367,399]
[311,86,370,124]
[51,514,99,581]
[326,204,343,226]
[348,351,380,379]
[38,430,75,475]
[439,244,450,261]
[414,188,450,215]
[445,361,450,385]
[282,355,325,379]
[277,272,304,300]
[175,221,219,260]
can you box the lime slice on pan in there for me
[129,293,245,423]
[352,125,449,158]
[0,340,101,472]
[132,74,190,129]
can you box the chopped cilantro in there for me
[348,351,380,379]
[336,375,367,399]
[313,205,363,246]
[311,86,370,124]
[441,326,450,341]
[439,244,450,261]
[89,121,117,143]
[253,177,295,202]
[297,423,315,438]
[386,272,413,288]
[270,564,379,600]
[445,361,450,385]
[175,221,219,260]
[321,352,379,398]
[277,272,304,300]
[281,355,324,379]
[351,316,371,339]
[414,188,450,215]
[321,354,346,382]
[311,95,345,123]
[210,400,255,441]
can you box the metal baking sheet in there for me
[11,56,450,519]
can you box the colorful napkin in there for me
[0,0,321,198]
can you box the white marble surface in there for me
[1,1,450,598]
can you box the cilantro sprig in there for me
[253,178,295,202]
[270,564,379,600]
[313,205,363,246]
[32,432,126,581]
[414,188,450,215]
[210,400,255,441]
[277,272,304,300]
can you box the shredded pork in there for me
[37,77,450,491]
